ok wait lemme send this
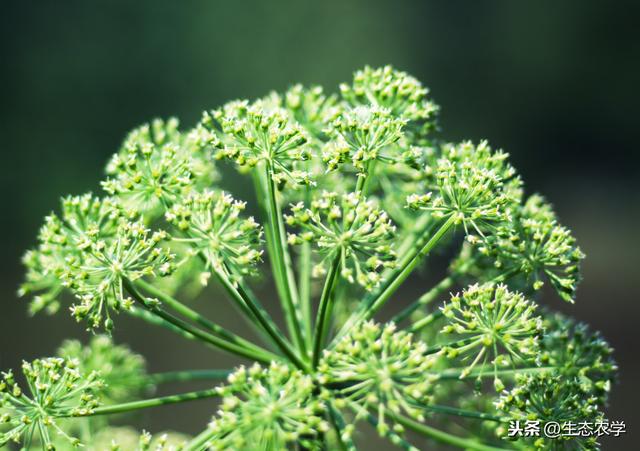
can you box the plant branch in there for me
[124,279,278,364]
[263,161,307,355]
[184,428,216,451]
[327,401,357,451]
[134,279,266,354]
[215,267,308,371]
[312,251,342,368]
[388,413,512,451]
[74,388,220,417]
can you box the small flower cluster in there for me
[0,358,103,449]
[539,313,617,405]
[19,194,123,316]
[283,84,339,140]
[407,140,521,235]
[323,105,406,173]
[319,322,437,436]
[206,363,328,450]
[496,373,601,450]
[440,283,543,391]
[340,65,439,141]
[64,219,174,330]
[57,335,149,405]
[102,119,195,215]
[286,191,396,290]
[166,190,263,282]
[202,100,312,185]
[472,195,585,302]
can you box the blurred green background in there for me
[1,1,638,449]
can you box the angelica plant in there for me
[9,66,616,450]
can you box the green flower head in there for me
[202,100,312,186]
[496,373,601,450]
[19,194,124,316]
[539,313,617,405]
[474,195,585,302]
[286,191,396,290]
[323,105,406,173]
[165,190,263,282]
[283,84,339,141]
[57,336,148,405]
[319,321,437,436]
[0,358,103,449]
[206,363,327,450]
[440,283,542,391]
[63,219,174,331]
[340,65,439,141]
[102,120,196,215]
[407,140,521,236]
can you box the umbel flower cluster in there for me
[7,66,616,450]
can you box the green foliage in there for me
[9,66,616,450]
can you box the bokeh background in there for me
[1,1,638,449]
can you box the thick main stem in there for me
[263,162,307,355]
[312,252,341,368]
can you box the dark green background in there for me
[1,1,638,449]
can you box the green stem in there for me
[264,161,306,355]
[184,428,216,451]
[75,388,220,417]
[298,241,313,350]
[389,413,512,451]
[421,337,481,357]
[409,310,444,332]
[127,307,237,355]
[438,365,557,380]
[335,215,456,344]
[135,279,266,355]
[215,267,308,371]
[422,404,504,422]
[327,401,357,451]
[146,369,232,385]
[124,279,278,364]
[312,252,342,368]
[355,159,377,195]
